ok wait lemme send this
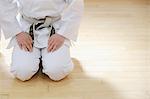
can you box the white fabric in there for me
[0,0,84,48]
[7,14,71,48]
[0,26,1,40]
[0,0,22,39]
[11,43,74,81]
[14,14,71,48]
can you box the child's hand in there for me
[47,33,65,52]
[16,32,33,52]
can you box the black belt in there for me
[28,19,56,46]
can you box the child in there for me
[0,0,84,81]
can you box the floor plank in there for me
[0,0,149,99]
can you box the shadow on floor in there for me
[0,57,123,99]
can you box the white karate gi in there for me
[0,0,84,81]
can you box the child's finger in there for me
[22,45,28,52]
[51,45,57,52]
[48,43,55,52]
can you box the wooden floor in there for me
[0,0,149,99]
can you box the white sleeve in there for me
[0,0,22,39]
[57,0,84,41]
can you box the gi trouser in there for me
[10,15,74,81]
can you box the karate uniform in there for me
[0,0,84,81]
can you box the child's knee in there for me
[11,64,39,81]
[43,62,74,81]
[11,69,35,81]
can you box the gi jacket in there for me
[0,0,84,48]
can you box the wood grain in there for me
[0,0,149,99]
